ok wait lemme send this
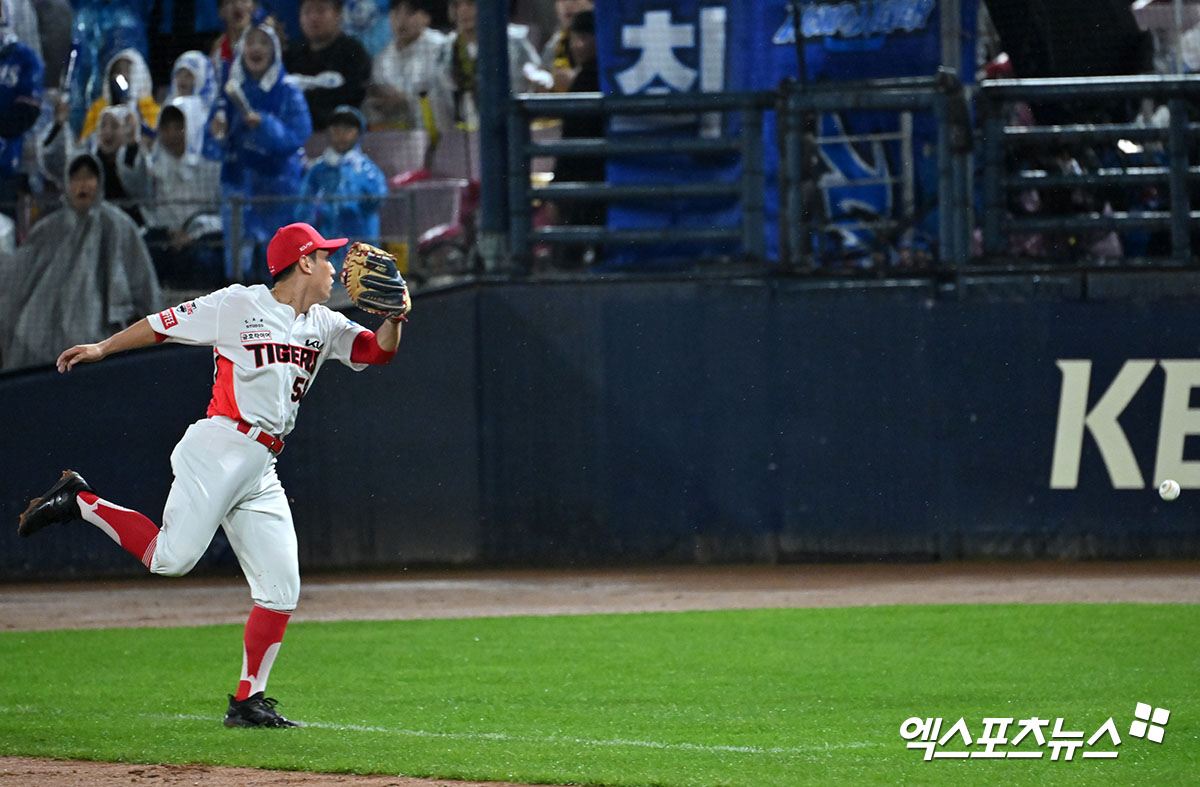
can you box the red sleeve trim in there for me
[350,330,397,365]
[154,331,168,343]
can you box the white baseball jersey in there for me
[147,284,370,437]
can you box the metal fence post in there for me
[783,86,807,269]
[980,94,1004,257]
[507,103,532,269]
[405,190,418,276]
[900,111,915,247]
[1168,97,1192,264]
[476,0,510,273]
[953,148,971,265]
[935,91,953,263]
[230,194,244,283]
[943,72,972,266]
[740,106,765,262]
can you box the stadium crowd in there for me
[1,0,1192,371]
[0,0,594,371]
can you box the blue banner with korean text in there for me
[593,0,976,267]
[595,2,753,268]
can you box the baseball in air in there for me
[1159,479,1181,501]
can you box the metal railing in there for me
[780,71,972,268]
[508,90,774,263]
[508,72,973,270]
[9,182,467,287]
[978,74,1200,265]
[227,183,467,282]
[14,75,1200,277]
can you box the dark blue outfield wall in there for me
[3,277,1199,579]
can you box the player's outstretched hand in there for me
[57,343,103,373]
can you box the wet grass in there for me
[0,604,1196,785]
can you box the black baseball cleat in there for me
[17,470,93,538]
[223,692,305,728]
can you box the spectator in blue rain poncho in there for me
[209,23,311,281]
[341,0,391,57]
[296,104,386,265]
[0,0,44,221]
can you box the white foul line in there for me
[0,705,881,757]
[156,713,882,756]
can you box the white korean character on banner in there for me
[970,717,1013,758]
[617,10,698,94]
[1046,718,1085,761]
[1082,717,1121,759]
[932,717,973,759]
[1008,717,1049,759]
[612,7,727,135]
[900,717,943,760]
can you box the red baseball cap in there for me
[266,223,348,276]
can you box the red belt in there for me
[235,420,286,455]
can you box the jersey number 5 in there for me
[291,376,311,402]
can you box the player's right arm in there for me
[59,288,230,372]
[56,317,159,372]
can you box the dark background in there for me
[3,276,1199,579]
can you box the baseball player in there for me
[17,222,406,728]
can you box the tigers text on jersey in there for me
[147,284,369,436]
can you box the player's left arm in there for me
[348,317,401,365]
[374,315,401,353]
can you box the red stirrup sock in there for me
[76,491,160,568]
[236,606,292,701]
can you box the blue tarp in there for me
[594,0,977,266]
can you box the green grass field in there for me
[0,604,1196,786]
